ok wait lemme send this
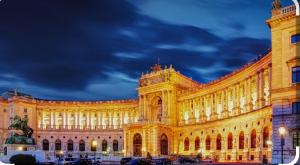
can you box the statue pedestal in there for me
[3,144,37,155]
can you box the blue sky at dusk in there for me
[0,0,294,100]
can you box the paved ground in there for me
[101,161,270,165]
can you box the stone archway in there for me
[133,133,142,157]
[160,134,168,155]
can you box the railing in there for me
[38,124,123,131]
[282,5,296,15]
[273,5,296,16]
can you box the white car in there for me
[91,157,102,165]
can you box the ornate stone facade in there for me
[0,2,299,164]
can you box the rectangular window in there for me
[292,67,300,83]
[292,34,300,43]
[292,102,300,114]
[293,132,300,149]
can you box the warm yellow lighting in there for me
[122,149,126,153]
[59,150,64,155]
[92,140,98,147]
[142,147,146,152]
[184,111,189,124]
[17,146,23,151]
[279,126,287,136]
[266,140,272,145]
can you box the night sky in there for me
[0,0,294,100]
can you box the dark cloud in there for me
[0,0,270,99]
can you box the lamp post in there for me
[59,150,64,161]
[92,140,97,164]
[278,126,287,164]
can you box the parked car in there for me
[152,158,172,165]
[79,158,93,165]
[120,157,132,165]
[200,158,213,164]
[178,156,195,164]
[90,157,102,165]
[128,158,152,165]
[57,157,80,165]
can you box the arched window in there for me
[133,133,142,157]
[184,137,189,151]
[102,139,108,151]
[205,136,211,150]
[263,127,269,148]
[227,133,233,149]
[239,131,244,149]
[42,139,49,151]
[55,139,61,151]
[113,140,118,151]
[216,134,221,150]
[79,140,85,151]
[194,136,200,151]
[67,139,73,151]
[251,129,256,148]
[161,134,168,155]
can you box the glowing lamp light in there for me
[266,140,272,145]
[142,147,146,152]
[17,146,23,151]
[59,150,64,155]
[279,126,287,136]
[92,140,98,147]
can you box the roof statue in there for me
[272,0,281,10]
[151,58,162,72]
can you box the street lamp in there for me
[92,140,97,164]
[59,150,64,160]
[279,126,287,164]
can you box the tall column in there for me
[120,111,123,127]
[245,78,251,112]
[168,90,171,117]
[50,111,53,128]
[258,70,265,108]
[143,95,147,121]
[99,112,102,129]
[108,112,112,128]
[162,91,165,117]
[75,111,78,128]
[139,95,143,120]
[66,111,69,128]
[53,111,56,128]
[40,111,43,129]
[63,111,66,128]
[142,129,147,156]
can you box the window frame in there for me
[292,102,300,114]
[293,132,300,149]
[292,67,300,83]
[291,34,300,44]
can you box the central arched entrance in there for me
[160,134,168,155]
[133,133,142,157]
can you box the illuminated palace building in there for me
[0,1,300,164]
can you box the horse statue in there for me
[8,115,33,138]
